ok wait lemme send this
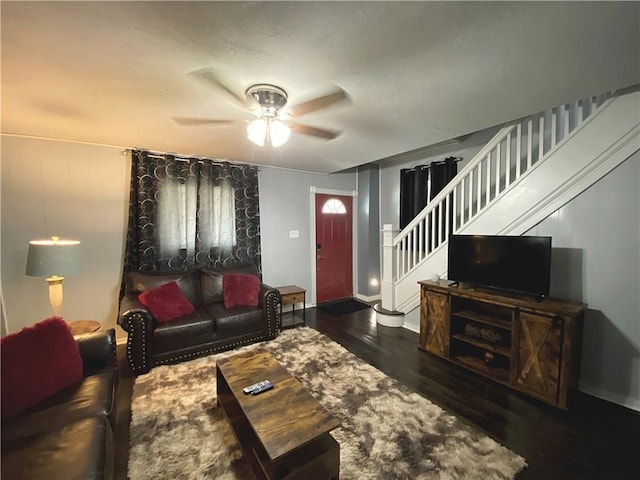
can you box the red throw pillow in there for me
[1,317,83,420]
[223,273,261,308]
[138,281,195,322]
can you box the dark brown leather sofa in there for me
[1,328,118,480]
[118,263,281,375]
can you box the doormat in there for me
[318,298,371,316]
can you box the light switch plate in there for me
[289,230,300,239]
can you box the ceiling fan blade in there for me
[173,117,237,126]
[188,68,247,107]
[291,123,341,140]
[289,87,350,117]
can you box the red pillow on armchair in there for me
[223,273,261,308]
[138,281,195,322]
[1,317,83,420]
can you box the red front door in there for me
[315,193,353,303]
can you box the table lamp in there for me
[25,236,81,316]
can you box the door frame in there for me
[309,186,358,305]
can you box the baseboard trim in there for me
[356,293,381,302]
[402,323,419,334]
[579,382,640,412]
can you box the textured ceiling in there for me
[2,1,639,173]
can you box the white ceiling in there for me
[2,1,639,174]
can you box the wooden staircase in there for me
[379,88,640,329]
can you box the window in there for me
[198,181,236,249]
[158,177,236,256]
[322,198,347,214]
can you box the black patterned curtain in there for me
[120,150,261,297]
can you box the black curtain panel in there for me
[120,150,262,300]
[400,165,433,229]
[399,157,459,246]
[430,157,459,246]
[399,168,415,230]
[429,157,458,201]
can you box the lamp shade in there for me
[247,117,291,147]
[247,118,267,147]
[25,238,81,277]
[269,120,291,147]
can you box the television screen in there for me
[447,235,552,297]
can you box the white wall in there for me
[1,135,129,339]
[528,153,640,410]
[1,136,357,341]
[3,133,637,410]
[258,166,356,300]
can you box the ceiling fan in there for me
[173,70,350,147]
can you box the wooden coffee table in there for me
[217,350,340,479]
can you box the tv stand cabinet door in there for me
[420,289,449,357]
[515,311,562,405]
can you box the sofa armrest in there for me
[117,295,156,375]
[118,296,151,330]
[77,328,117,377]
[260,283,281,339]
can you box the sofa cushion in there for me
[1,317,83,420]
[139,281,195,322]
[223,273,261,308]
[200,263,258,304]
[1,373,116,442]
[127,270,202,306]
[1,416,112,480]
[204,303,265,337]
[153,308,216,354]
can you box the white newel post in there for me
[381,224,397,311]
[377,224,404,327]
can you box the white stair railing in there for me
[392,92,612,289]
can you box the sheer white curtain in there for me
[158,175,235,262]
[159,176,196,259]
[197,178,236,255]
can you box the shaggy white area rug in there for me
[129,327,527,479]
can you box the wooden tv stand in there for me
[418,280,587,409]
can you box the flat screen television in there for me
[447,234,552,298]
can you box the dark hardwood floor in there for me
[115,305,640,479]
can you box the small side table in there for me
[67,320,101,337]
[276,285,306,329]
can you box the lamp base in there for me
[46,276,64,317]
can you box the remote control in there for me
[243,380,271,395]
[251,381,274,395]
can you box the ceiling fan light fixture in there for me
[247,117,290,148]
[269,119,291,147]
[246,84,288,111]
[247,118,267,147]
[180,79,343,146]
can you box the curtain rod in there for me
[126,148,259,170]
[402,156,463,171]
